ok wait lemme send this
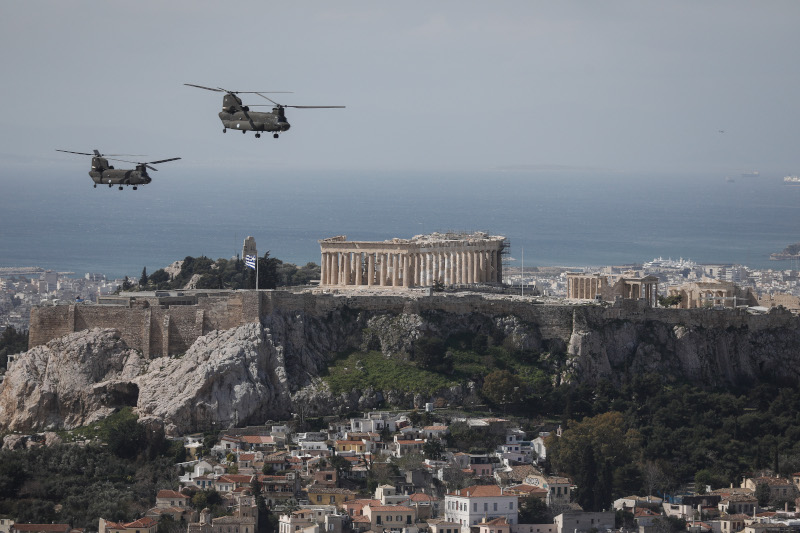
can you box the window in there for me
[474,503,478,512]
[493,503,497,511]
[509,503,514,510]
[484,503,488,512]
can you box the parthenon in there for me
[319,232,507,289]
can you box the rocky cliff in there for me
[566,303,800,387]
[2,296,800,435]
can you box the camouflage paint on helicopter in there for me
[185,84,344,139]
[56,149,180,190]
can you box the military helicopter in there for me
[185,84,344,138]
[56,149,180,190]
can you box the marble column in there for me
[354,253,362,286]
[367,254,375,286]
[332,253,340,286]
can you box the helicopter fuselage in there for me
[89,169,152,186]
[88,157,151,186]
[218,109,291,133]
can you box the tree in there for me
[0,326,28,370]
[755,482,771,507]
[423,439,444,460]
[518,495,551,524]
[140,267,148,286]
[149,268,170,285]
[101,408,147,459]
[657,294,682,307]
[329,454,352,478]
[481,369,524,407]
[121,276,133,292]
[413,337,448,371]
[547,412,641,511]
[255,252,280,289]
[642,460,671,498]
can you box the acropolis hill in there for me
[7,231,800,434]
[3,285,800,434]
[27,287,800,384]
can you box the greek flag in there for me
[245,254,257,270]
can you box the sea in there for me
[1,168,799,279]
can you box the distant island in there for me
[770,242,800,260]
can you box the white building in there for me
[444,485,519,533]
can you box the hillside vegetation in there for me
[324,326,800,513]
[132,254,320,291]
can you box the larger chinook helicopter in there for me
[185,84,344,138]
[56,149,180,190]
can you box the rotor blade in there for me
[147,157,181,165]
[56,149,94,156]
[145,164,158,172]
[58,150,146,158]
[254,93,281,106]
[185,83,224,92]
[284,105,346,109]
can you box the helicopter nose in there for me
[280,122,291,131]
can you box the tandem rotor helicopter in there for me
[56,149,181,190]
[185,84,345,138]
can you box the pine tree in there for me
[140,267,148,286]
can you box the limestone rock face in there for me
[135,322,292,435]
[565,305,800,387]
[0,324,294,436]
[0,328,144,432]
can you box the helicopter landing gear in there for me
[118,186,123,190]
[242,130,246,134]
[93,184,97,188]
[273,133,279,138]
[223,128,227,133]
[108,183,112,188]
[255,133,261,138]
[133,186,138,190]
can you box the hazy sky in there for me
[1,1,799,176]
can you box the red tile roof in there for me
[368,505,414,512]
[156,490,187,499]
[241,436,274,444]
[447,485,507,498]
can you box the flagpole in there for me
[256,253,259,292]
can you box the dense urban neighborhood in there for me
[3,410,800,533]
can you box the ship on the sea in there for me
[784,175,800,185]
[741,170,760,178]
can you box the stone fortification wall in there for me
[30,293,249,357]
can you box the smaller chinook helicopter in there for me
[56,149,181,190]
[185,84,344,138]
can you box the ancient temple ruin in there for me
[318,232,507,289]
[566,271,660,306]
